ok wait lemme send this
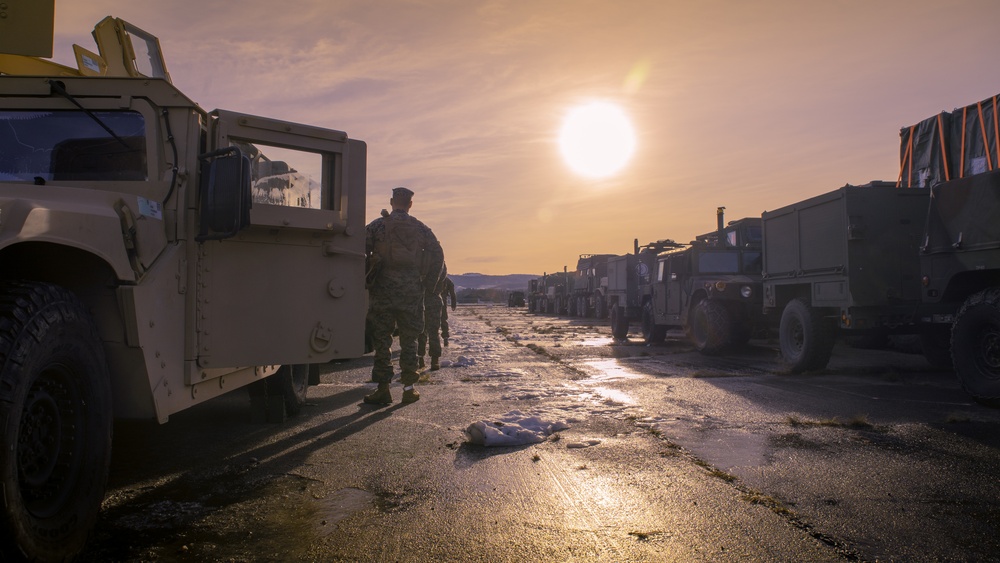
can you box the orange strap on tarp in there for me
[977,101,993,171]
[960,106,968,178]
[898,125,915,187]
[938,113,950,182]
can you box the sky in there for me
[49,0,1000,276]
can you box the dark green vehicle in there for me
[642,213,764,354]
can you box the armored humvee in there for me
[608,209,764,354]
[643,212,764,353]
[0,12,367,560]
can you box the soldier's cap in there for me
[392,187,414,201]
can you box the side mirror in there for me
[197,147,251,241]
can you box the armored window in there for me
[231,141,325,209]
[0,110,146,182]
[697,251,740,274]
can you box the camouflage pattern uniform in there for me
[366,206,444,386]
[418,267,451,364]
[440,276,457,345]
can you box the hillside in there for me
[449,273,538,291]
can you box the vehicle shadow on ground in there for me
[86,388,408,561]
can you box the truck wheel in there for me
[0,281,112,562]
[641,301,666,344]
[779,298,835,373]
[595,294,607,320]
[951,288,1000,406]
[610,303,629,340]
[248,364,310,417]
[687,300,731,355]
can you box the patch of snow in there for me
[465,410,570,447]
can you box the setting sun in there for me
[558,100,637,179]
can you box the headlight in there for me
[740,285,752,298]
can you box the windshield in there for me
[0,110,147,182]
[697,251,740,273]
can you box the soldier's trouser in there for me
[441,305,450,341]
[417,294,443,359]
[369,298,424,386]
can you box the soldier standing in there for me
[418,264,453,370]
[364,187,444,405]
[440,274,457,346]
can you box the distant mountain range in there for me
[449,273,538,291]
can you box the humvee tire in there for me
[687,299,731,355]
[779,298,835,373]
[610,303,629,340]
[248,364,310,420]
[951,288,1000,407]
[0,281,112,561]
[641,301,666,344]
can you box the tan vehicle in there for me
[0,10,367,561]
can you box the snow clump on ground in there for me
[465,410,570,447]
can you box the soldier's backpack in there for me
[382,213,425,270]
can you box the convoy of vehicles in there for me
[529,97,1000,408]
[1,13,367,560]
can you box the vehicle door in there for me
[193,109,367,370]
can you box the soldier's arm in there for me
[448,279,457,310]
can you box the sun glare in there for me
[559,101,636,179]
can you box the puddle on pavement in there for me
[314,487,377,535]
[658,423,771,472]
[580,359,645,381]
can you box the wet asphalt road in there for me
[78,306,1000,562]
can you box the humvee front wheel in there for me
[249,364,310,417]
[687,300,731,355]
[951,288,1000,407]
[779,298,835,373]
[0,281,113,562]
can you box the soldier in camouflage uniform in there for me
[440,275,457,346]
[364,187,444,405]
[418,264,452,370]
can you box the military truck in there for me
[761,182,928,372]
[531,267,573,315]
[0,13,367,561]
[640,212,765,353]
[919,170,1000,405]
[569,253,615,319]
[507,290,525,307]
[606,238,683,340]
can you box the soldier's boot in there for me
[402,385,420,403]
[363,383,392,405]
[418,356,425,369]
[430,356,440,371]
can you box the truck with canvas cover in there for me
[641,212,765,353]
[0,10,367,560]
[919,168,1000,405]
